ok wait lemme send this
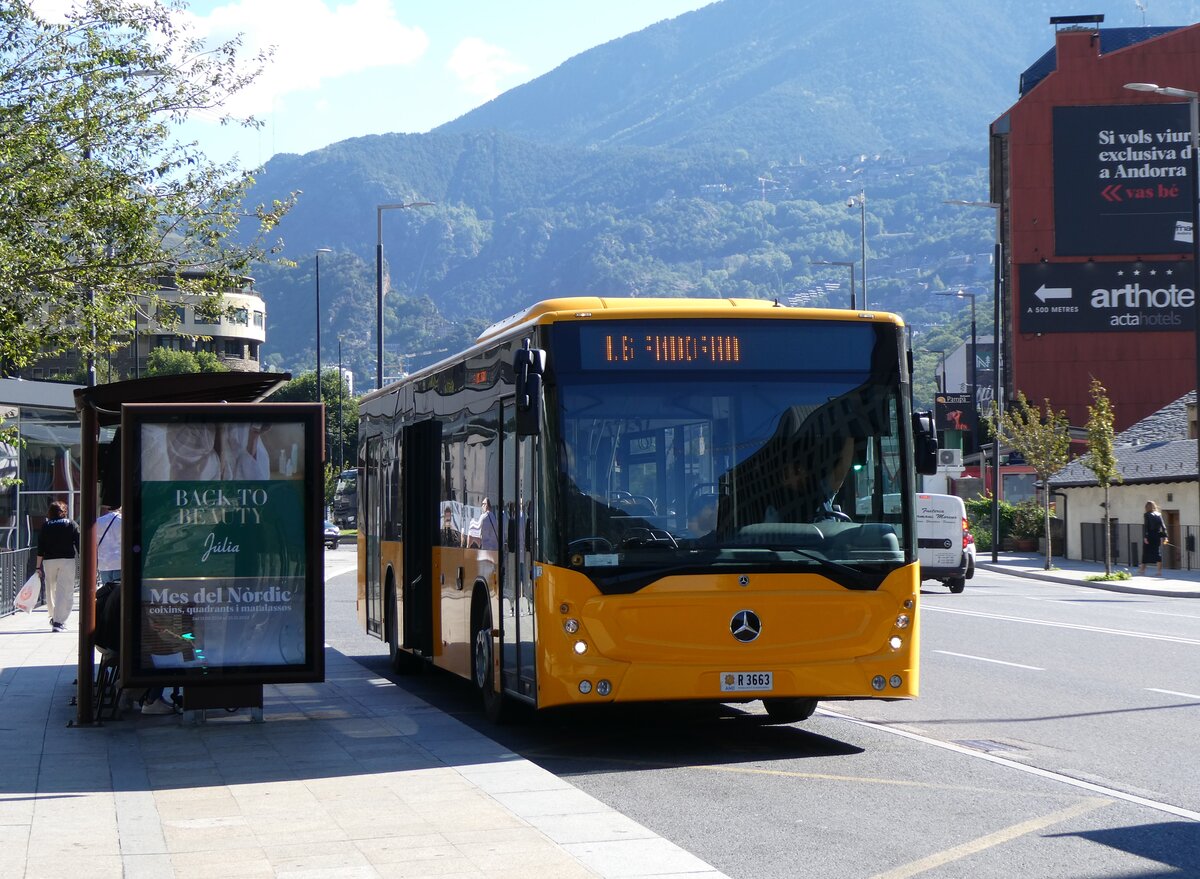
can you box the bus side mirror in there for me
[912,410,938,476]
[514,343,546,437]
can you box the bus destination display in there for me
[576,321,875,371]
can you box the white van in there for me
[916,493,973,593]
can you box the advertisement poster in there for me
[1018,261,1195,333]
[124,407,323,684]
[1053,104,1193,256]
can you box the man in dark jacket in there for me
[36,500,79,632]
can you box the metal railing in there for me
[0,547,35,617]
[1080,523,1199,571]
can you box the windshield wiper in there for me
[786,548,879,589]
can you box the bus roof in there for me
[475,297,905,344]
[361,297,906,404]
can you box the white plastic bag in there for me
[14,572,40,613]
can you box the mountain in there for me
[243,0,1196,402]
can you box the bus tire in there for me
[472,589,510,724]
[762,698,818,723]
[387,579,419,674]
[947,576,966,594]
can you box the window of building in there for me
[253,311,264,328]
[224,340,243,357]
[233,308,249,325]
[193,307,219,325]
[248,342,260,361]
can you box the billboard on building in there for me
[1054,103,1193,256]
[120,403,325,686]
[1018,261,1195,333]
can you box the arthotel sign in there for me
[1018,262,1196,333]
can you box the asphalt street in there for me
[324,546,1200,878]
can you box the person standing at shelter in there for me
[95,505,122,586]
[1137,500,1167,577]
[36,500,80,632]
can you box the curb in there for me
[977,563,1200,599]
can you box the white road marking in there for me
[933,650,1043,670]
[924,605,1200,646]
[1146,687,1200,700]
[819,707,1200,822]
[1134,608,1200,620]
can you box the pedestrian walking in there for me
[35,500,80,631]
[1137,500,1167,577]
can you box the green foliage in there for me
[1085,570,1131,582]
[0,0,294,376]
[1010,501,1044,541]
[143,347,227,376]
[1082,378,1120,573]
[271,370,359,471]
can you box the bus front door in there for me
[364,437,382,637]
[501,410,537,703]
[402,419,439,658]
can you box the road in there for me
[322,547,1200,878]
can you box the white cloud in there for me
[181,0,429,117]
[447,37,527,100]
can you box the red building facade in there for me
[992,20,1200,431]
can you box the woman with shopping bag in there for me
[35,500,79,631]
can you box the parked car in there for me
[324,520,341,550]
[916,493,973,593]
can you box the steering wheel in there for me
[813,508,852,523]
[620,527,678,548]
[569,536,613,554]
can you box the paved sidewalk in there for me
[978,552,1200,598]
[0,601,727,879]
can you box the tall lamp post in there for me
[1126,82,1200,563]
[376,201,435,390]
[314,248,332,409]
[811,259,857,309]
[337,338,344,474]
[848,190,867,308]
[946,198,1003,562]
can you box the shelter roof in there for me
[74,372,291,426]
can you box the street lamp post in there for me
[337,338,344,474]
[1126,82,1200,565]
[946,198,1003,562]
[314,248,332,410]
[375,201,434,390]
[811,259,857,309]
[848,191,867,308]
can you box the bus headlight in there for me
[579,680,592,694]
[871,675,886,691]
[889,636,903,650]
[574,640,588,655]
[563,618,579,634]
[895,613,910,629]
[596,679,612,696]
[890,675,903,689]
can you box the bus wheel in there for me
[762,698,818,723]
[472,592,510,723]
[947,576,966,594]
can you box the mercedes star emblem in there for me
[730,610,762,642]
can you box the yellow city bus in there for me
[356,297,937,721]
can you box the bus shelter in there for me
[72,372,293,725]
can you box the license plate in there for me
[720,671,773,692]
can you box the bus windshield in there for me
[548,319,908,593]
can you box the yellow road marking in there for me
[869,798,1111,879]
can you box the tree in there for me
[142,347,227,376]
[1080,378,1120,575]
[991,392,1071,569]
[271,371,359,471]
[0,0,294,376]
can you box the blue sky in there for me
[164,0,715,167]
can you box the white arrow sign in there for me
[1034,284,1072,302]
